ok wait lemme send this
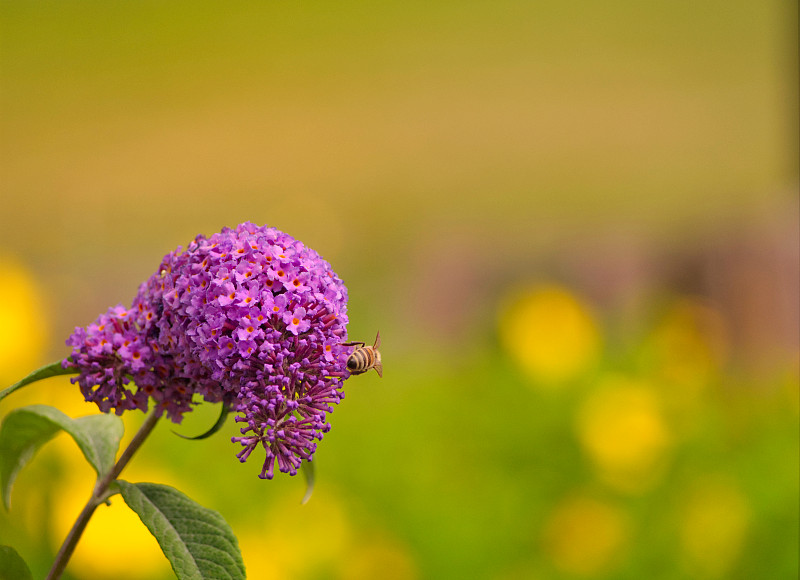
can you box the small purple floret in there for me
[64,222,351,478]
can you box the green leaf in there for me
[0,405,123,509]
[0,545,33,580]
[300,460,315,505]
[0,360,77,403]
[118,481,245,580]
[173,404,231,440]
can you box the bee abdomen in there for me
[347,348,374,374]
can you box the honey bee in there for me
[342,331,383,378]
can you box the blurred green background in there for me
[1,1,797,579]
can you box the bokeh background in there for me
[1,1,798,578]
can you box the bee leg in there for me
[341,341,365,347]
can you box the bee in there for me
[342,331,383,377]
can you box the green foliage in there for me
[0,361,76,403]
[300,460,315,505]
[172,403,231,440]
[0,545,33,580]
[0,405,123,509]
[0,403,247,579]
[117,481,246,580]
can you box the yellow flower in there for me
[340,532,419,580]
[680,475,750,578]
[542,493,630,576]
[0,256,48,386]
[645,297,728,397]
[499,284,600,386]
[239,488,352,580]
[576,376,672,493]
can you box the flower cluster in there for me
[64,222,351,478]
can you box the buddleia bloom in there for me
[64,222,351,478]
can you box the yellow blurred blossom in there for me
[542,493,630,576]
[577,376,672,493]
[499,284,600,386]
[240,489,418,580]
[680,475,750,578]
[240,488,352,580]
[341,531,419,580]
[0,256,48,386]
[645,297,728,398]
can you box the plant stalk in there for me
[46,410,161,580]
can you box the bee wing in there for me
[373,331,381,350]
[374,359,383,378]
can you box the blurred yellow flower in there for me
[240,488,352,580]
[680,475,750,578]
[645,297,728,399]
[577,376,672,493]
[240,488,418,580]
[340,531,419,580]
[542,493,630,576]
[0,256,48,386]
[499,284,600,386]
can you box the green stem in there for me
[46,411,161,580]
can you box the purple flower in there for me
[235,281,261,308]
[64,222,351,478]
[283,307,310,335]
